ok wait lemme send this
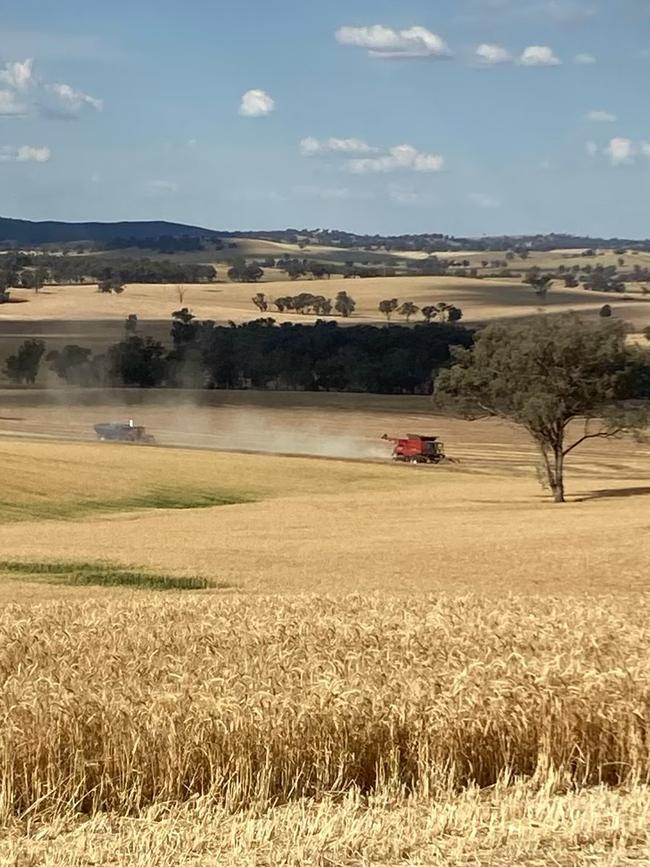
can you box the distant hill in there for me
[0,217,220,246]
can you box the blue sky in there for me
[1,0,649,237]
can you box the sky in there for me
[1,0,650,237]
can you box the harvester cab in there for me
[382,433,447,464]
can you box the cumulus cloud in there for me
[475,43,511,64]
[239,89,274,117]
[575,52,596,64]
[519,45,561,66]
[348,143,444,173]
[0,144,50,162]
[335,24,451,58]
[606,137,634,165]
[300,136,374,156]
[0,89,26,116]
[0,58,102,120]
[0,59,34,91]
[587,110,616,123]
[45,82,102,114]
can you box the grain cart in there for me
[94,420,155,444]
[382,433,448,464]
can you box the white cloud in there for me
[45,82,103,114]
[0,89,26,116]
[0,58,102,119]
[606,137,634,165]
[469,192,501,208]
[348,143,444,173]
[17,145,50,162]
[239,89,274,117]
[641,142,650,157]
[585,140,598,157]
[587,110,616,123]
[519,45,561,66]
[475,43,511,64]
[300,136,374,156]
[0,144,50,162]
[575,52,596,64]
[0,58,34,91]
[335,24,451,58]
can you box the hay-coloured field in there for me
[0,389,647,596]
[3,274,645,330]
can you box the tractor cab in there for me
[94,422,155,444]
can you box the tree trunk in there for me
[551,446,565,503]
[539,440,566,503]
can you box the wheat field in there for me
[0,392,648,863]
[1,594,650,865]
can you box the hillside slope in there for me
[0,217,220,245]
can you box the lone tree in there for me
[378,298,399,321]
[5,339,46,384]
[334,291,356,318]
[252,292,269,313]
[434,315,648,503]
[526,272,552,302]
[398,301,419,322]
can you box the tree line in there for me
[5,315,474,394]
[0,253,217,291]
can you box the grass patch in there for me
[0,487,255,523]
[0,560,214,591]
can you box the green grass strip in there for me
[0,560,216,591]
[0,488,255,523]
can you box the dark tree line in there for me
[0,253,217,288]
[105,235,223,253]
[36,315,474,394]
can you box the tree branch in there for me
[563,428,625,458]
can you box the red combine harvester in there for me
[382,433,448,464]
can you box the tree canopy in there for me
[434,315,649,502]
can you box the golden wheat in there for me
[0,593,648,823]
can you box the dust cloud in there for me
[161,405,390,461]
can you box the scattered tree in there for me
[378,298,399,321]
[4,339,46,384]
[600,304,613,318]
[252,292,269,313]
[334,291,356,318]
[398,301,419,322]
[227,258,264,283]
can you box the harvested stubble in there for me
[3,783,650,865]
[0,593,649,824]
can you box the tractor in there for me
[382,433,448,464]
[94,420,155,444]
